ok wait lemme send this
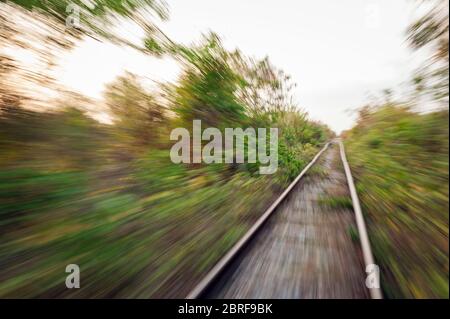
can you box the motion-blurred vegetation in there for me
[344,0,449,298]
[1,0,448,299]
[345,105,448,298]
[0,2,331,297]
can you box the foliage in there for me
[104,73,166,147]
[0,13,332,297]
[5,0,169,41]
[345,104,449,298]
[167,34,248,128]
[407,0,449,105]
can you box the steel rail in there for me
[338,139,383,299]
[186,142,330,299]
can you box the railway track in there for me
[187,140,382,299]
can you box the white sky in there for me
[57,0,425,133]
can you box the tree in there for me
[5,0,168,42]
[104,73,166,147]
[167,33,247,129]
[407,0,449,105]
